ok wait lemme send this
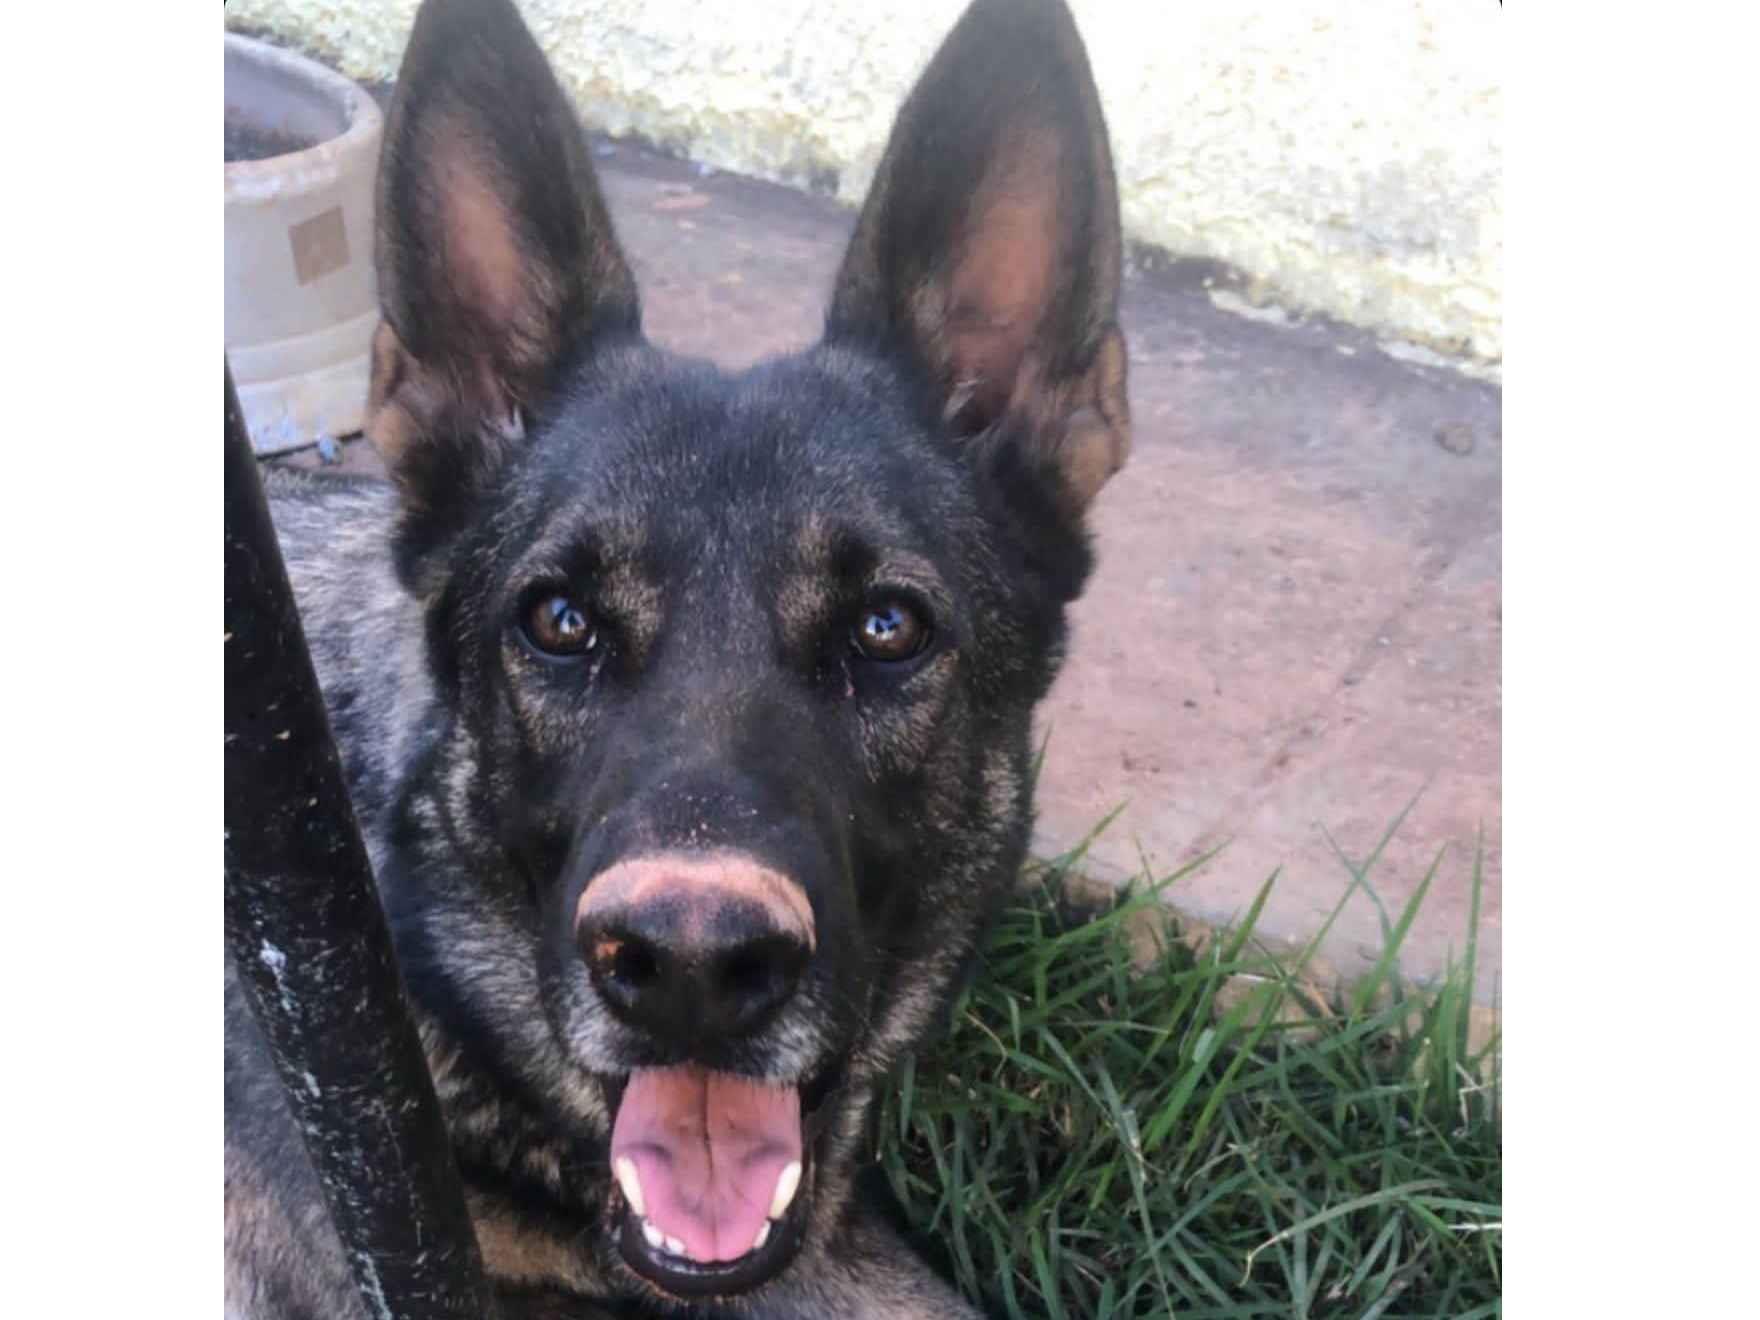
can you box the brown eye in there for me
[522,593,599,659]
[852,600,929,663]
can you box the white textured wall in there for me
[226,0,1502,365]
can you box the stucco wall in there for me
[226,0,1502,367]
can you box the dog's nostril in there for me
[721,943,792,1006]
[719,948,774,1000]
[584,932,666,1009]
[714,934,809,1019]
[606,938,660,990]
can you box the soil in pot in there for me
[224,114,322,163]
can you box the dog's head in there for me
[367,0,1126,1303]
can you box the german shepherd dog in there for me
[226,0,1129,1313]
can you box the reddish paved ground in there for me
[290,139,1501,1001]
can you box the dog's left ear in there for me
[826,0,1128,515]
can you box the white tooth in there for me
[750,1221,771,1253]
[768,1160,803,1220]
[614,1157,646,1218]
[642,1219,664,1251]
[664,1234,687,1256]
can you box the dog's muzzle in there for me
[576,851,820,1293]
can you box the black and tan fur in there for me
[225,0,1129,1314]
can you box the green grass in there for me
[873,823,1501,1319]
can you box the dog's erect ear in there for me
[367,0,639,503]
[826,0,1129,514]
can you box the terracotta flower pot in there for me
[224,34,383,454]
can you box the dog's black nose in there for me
[575,853,815,1042]
[581,916,809,1040]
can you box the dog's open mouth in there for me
[604,1064,829,1298]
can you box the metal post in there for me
[224,362,499,1320]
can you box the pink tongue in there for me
[611,1066,802,1264]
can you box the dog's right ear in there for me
[367,0,639,521]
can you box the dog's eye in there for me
[851,600,929,663]
[522,593,599,659]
